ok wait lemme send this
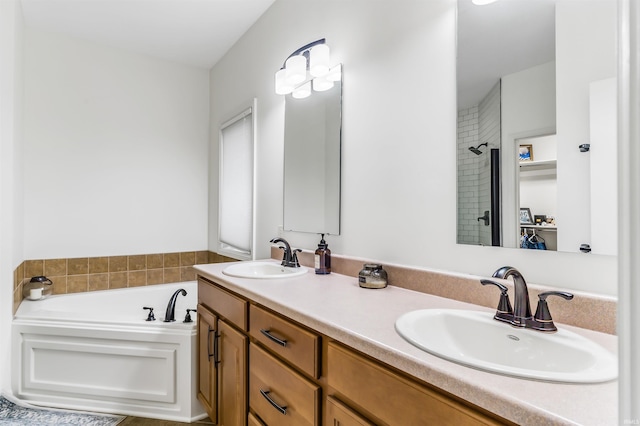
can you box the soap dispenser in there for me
[314,234,331,275]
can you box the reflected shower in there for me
[469,142,488,155]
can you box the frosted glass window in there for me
[218,105,255,259]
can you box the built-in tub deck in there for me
[12,281,206,423]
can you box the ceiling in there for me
[457,0,556,110]
[20,0,276,69]
[19,0,555,95]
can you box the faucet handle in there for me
[290,249,301,267]
[480,279,513,322]
[143,307,156,321]
[532,291,574,332]
[184,308,196,323]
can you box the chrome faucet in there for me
[164,288,187,322]
[482,266,574,332]
[270,237,301,268]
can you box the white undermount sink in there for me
[222,261,307,279]
[395,309,617,383]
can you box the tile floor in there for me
[119,416,214,425]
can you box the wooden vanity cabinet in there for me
[197,278,248,426]
[197,275,514,426]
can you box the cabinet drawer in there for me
[249,344,320,426]
[249,304,320,378]
[327,342,509,426]
[198,278,247,331]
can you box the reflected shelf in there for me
[519,159,557,172]
[520,224,557,231]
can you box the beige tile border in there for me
[13,251,237,314]
[274,248,617,335]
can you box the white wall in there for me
[0,0,24,394]
[501,61,556,248]
[556,0,617,253]
[23,29,210,259]
[209,0,617,295]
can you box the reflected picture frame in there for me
[520,208,534,224]
[519,144,534,162]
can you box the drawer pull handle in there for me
[260,329,287,347]
[260,389,287,415]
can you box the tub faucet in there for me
[270,237,300,268]
[164,288,187,322]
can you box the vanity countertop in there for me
[194,261,617,426]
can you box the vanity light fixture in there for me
[275,38,341,99]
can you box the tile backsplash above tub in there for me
[13,251,237,313]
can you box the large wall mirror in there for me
[456,0,617,255]
[283,69,342,235]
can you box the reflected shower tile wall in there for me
[457,105,480,244]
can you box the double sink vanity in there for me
[194,257,617,425]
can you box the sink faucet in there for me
[270,237,300,268]
[164,288,187,322]
[492,266,532,327]
[482,266,574,332]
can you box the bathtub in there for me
[12,281,206,422]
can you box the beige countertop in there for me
[194,260,618,426]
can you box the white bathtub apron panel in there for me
[12,282,205,422]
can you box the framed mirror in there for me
[456,0,617,255]
[283,68,342,234]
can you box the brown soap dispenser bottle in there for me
[314,234,331,275]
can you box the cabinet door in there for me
[197,305,218,421]
[218,320,248,426]
[326,396,375,426]
[248,412,265,426]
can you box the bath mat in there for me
[0,395,124,425]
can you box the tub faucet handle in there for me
[184,309,196,323]
[143,307,155,321]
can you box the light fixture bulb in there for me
[310,44,330,77]
[326,64,342,82]
[313,76,334,92]
[472,0,498,5]
[285,55,307,85]
[275,69,293,95]
[292,81,311,99]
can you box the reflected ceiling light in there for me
[274,38,339,98]
[472,0,498,5]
